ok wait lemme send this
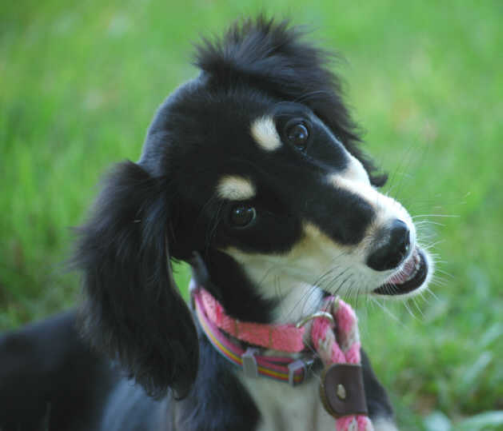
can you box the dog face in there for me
[74,17,433,399]
[140,52,432,305]
[144,87,431,300]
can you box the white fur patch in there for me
[251,117,282,151]
[327,159,416,251]
[222,146,431,308]
[242,374,398,431]
[342,154,371,185]
[242,373,335,431]
[217,176,256,200]
[372,417,399,431]
[224,222,372,319]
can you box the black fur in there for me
[74,161,198,399]
[0,312,117,431]
[1,17,396,431]
[194,16,387,187]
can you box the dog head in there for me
[74,17,433,399]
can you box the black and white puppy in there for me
[0,17,433,431]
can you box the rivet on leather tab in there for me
[319,364,368,418]
[336,384,346,400]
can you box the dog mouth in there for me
[373,248,428,296]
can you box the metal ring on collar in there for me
[296,311,335,328]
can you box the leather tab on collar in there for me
[319,364,368,418]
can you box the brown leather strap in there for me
[319,364,368,418]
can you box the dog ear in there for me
[73,161,198,399]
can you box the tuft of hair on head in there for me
[194,15,387,186]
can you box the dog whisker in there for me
[411,214,460,219]
[369,297,406,328]
[402,299,419,320]
[414,220,445,227]
[421,240,446,250]
[430,276,449,287]
[384,143,422,203]
[411,297,426,318]
[432,268,454,279]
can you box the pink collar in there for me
[191,281,372,430]
[194,283,312,352]
[192,283,316,385]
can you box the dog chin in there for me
[372,247,433,299]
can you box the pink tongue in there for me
[388,250,416,284]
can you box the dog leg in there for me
[360,349,398,430]
[0,311,117,431]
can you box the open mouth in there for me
[373,248,428,296]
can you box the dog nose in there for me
[367,219,411,271]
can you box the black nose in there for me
[367,219,411,271]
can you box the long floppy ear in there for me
[73,161,198,399]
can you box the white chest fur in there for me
[240,373,399,431]
[241,373,335,431]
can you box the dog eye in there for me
[229,205,257,228]
[286,122,309,151]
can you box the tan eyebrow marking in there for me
[250,116,282,151]
[217,176,256,200]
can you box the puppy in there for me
[0,17,433,431]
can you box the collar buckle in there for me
[288,358,314,386]
[242,348,260,379]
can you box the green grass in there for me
[1,1,501,429]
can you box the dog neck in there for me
[198,250,326,325]
[246,264,326,324]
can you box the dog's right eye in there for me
[229,205,257,228]
[285,121,310,152]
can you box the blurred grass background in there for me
[1,0,502,429]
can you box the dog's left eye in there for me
[229,205,257,228]
[286,122,310,152]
